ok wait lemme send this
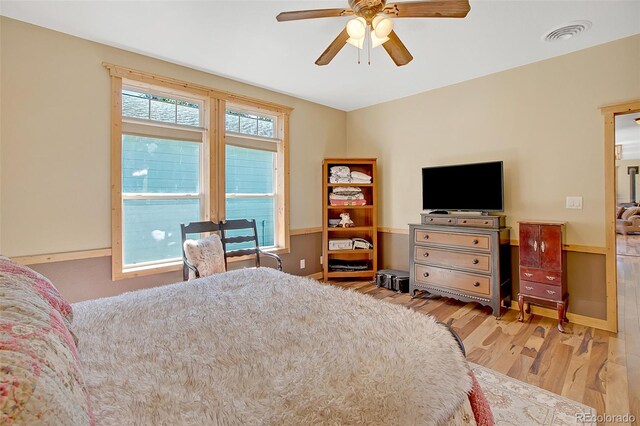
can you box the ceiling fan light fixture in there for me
[371,31,390,48]
[372,14,393,38]
[346,17,367,40]
[346,37,365,49]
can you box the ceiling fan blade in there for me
[276,8,354,22]
[383,30,413,66]
[315,29,350,66]
[384,0,470,18]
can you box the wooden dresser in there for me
[517,221,568,332]
[409,214,511,318]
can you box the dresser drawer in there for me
[414,246,491,273]
[414,264,491,296]
[457,218,496,228]
[519,280,563,301]
[519,268,562,286]
[414,229,490,250]
[422,216,457,226]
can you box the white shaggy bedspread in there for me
[72,269,472,425]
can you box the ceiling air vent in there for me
[543,20,592,42]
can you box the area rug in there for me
[471,363,597,425]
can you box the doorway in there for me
[615,112,640,257]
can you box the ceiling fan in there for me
[276,0,471,66]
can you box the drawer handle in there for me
[473,282,480,287]
[423,272,430,278]
[524,272,533,277]
[484,221,489,225]
[429,218,434,221]
[525,286,533,290]
[447,219,452,223]
[472,239,479,245]
[423,234,430,239]
[472,259,479,265]
[546,290,556,295]
[546,276,556,281]
[462,220,467,223]
[423,252,429,257]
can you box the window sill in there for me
[114,260,183,281]
[113,246,290,281]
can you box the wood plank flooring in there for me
[328,254,639,421]
[617,234,640,257]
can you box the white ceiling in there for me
[616,112,640,146]
[1,0,639,111]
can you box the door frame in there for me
[601,99,640,333]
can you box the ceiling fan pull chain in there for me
[357,42,361,64]
[368,26,372,65]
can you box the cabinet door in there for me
[540,225,562,271]
[519,223,540,268]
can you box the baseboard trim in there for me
[509,239,606,255]
[306,272,324,280]
[12,248,112,265]
[290,227,322,236]
[508,301,611,331]
[375,228,606,254]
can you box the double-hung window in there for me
[118,85,208,274]
[224,108,280,249]
[109,65,290,280]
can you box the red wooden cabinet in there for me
[517,221,568,332]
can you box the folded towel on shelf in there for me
[329,176,352,184]
[329,193,365,200]
[351,171,372,182]
[330,166,351,178]
[328,259,370,271]
[329,199,367,206]
[332,186,362,195]
[351,178,371,184]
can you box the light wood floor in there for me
[618,234,640,257]
[329,255,639,421]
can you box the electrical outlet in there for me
[566,196,583,209]
[300,259,306,269]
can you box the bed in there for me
[1,258,492,425]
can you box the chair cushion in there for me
[0,261,93,424]
[183,235,226,280]
[616,206,626,219]
[622,207,640,220]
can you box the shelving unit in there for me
[322,158,377,281]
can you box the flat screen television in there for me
[422,161,504,212]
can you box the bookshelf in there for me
[322,158,377,280]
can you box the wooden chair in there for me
[219,219,283,271]
[180,221,222,281]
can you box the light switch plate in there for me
[566,196,583,209]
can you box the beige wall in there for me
[0,17,346,257]
[347,35,640,247]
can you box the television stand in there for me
[420,213,505,228]
[409,212,511,318]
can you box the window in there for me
[225,108,280,249]
[120,86,207,270]
[108,65,291,280]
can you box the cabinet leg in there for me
[564,298,569,322]
[517,294,525,322]
[557,301,566,333]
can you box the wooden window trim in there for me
[222,104,289,251]
[110,66,292,280]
